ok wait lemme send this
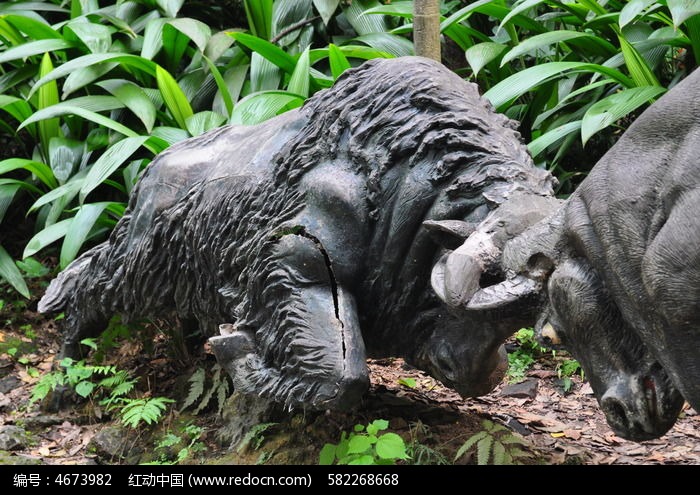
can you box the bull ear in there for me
[423,220,477,250]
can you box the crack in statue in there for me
[38,57,558,410]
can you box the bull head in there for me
[421,193,562,397]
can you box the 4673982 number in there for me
[327,474,398,486]
[54,474,112,486]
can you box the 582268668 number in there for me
[327,474,398,486]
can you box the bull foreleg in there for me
[211,231,369,410]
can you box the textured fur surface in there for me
[40,57,556,409]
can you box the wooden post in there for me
[414,0,441,62]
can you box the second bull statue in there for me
[439,68,700,441]
[39,57,559,410]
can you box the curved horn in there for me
[443,230,500,307]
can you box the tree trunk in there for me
[414,0,441,62]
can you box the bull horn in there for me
[423,220,477,250]
[443,230,500,307]
[465,275,539,311]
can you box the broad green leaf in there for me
[501,31,615,66]
[581,85,665,144]
[156,0,184,17]
[0,94,33,123]
[166,18,212,53]
[528,121,582,158]
[619,0,657,28]
[21,103,138,140]
[29,53,156,98]
[0,158,57,189]
[345,0,389,35]
[75,380,95,398]
[313,0,340,25]
[0,65,37,94]
[250,52,281,92]
[23,217,72,258]
[0,183,20,223]
[211,63,248,118]
[28,171,85,213]
[79,136,149,202]
[618,34,659,86]
[62,63,118,98]
[319,444,336,465]
[185,111,225,137]
[347,455,374,465]
[155,65,193,130]
[347,435,372,454]
[441,0,500,32]
[244,0,273,41]
[205,30,236,62]
[0,38,75,64]
[0,2,68,14]
[60,202,111,267]
[49,137,83,184]
[466,42,507,76]
[4,13,63,40]
[0,244,29,298]
[668,0,700,27]
[484,62,634,110]
[499,0,547,29]
[98,80,157,132]
[140,17,167,60]
[37,53,60,159]
[375,433,408,460]
[361,2,413,18]
[151,126,189,145]
[328,43,350,80]
[230,32,297,74]
[230,91,304,126]
[272,0,313,50]
[0,16,24,45]
[65,20,112,53]
[288,47,310,97]
[353,33,413,57]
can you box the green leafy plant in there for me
[120,396,173,428]
[506,328,546,383]
[319,419,409,465]
[180,363,230,415]
[149,423,206,465]
[30,337,172,428]
[558,358,584,393]
[455,419,530,465]
[406,420,450,465]
[237,422,277,453]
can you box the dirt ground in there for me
[0,284,698,465]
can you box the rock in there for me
[22,415,65,429]
[0,375,21,394]
[0,425,28,450]
[88,426,142,464]
[0,451,42,465]
[500,379,538,399]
